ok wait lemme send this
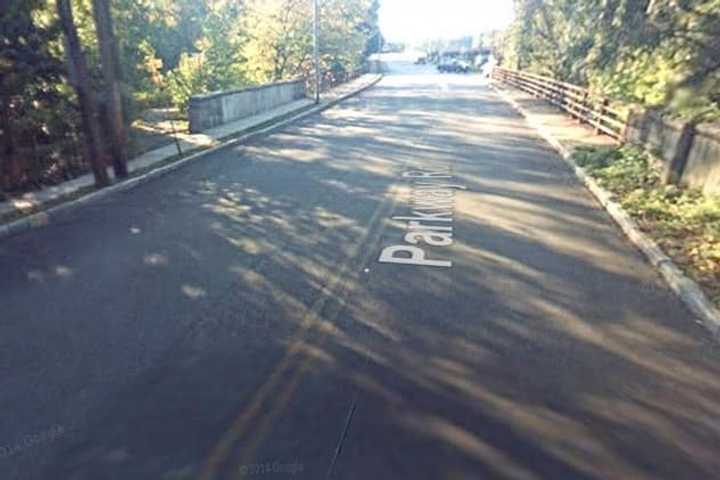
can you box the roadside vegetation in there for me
[498,0,720,122]
[1,0,382,194]
[574,146,720,307]
[498,0,720,308]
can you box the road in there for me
[2,61,720,480]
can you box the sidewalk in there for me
[493,81,720,338]
[0,74,382,222]
[493,83,617,153]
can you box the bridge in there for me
[2,58,719,480]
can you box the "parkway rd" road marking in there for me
[378,167,466,268]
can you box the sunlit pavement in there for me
[2,61,720,480]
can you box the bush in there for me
[573,145,720,305]
[165,52,209,113]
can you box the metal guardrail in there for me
[492,67,626,140]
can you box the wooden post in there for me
[579,91,588,124]
[662,121,696,185]
[557,82,564,109]
[92,0,128,178]
[621,108,632,142]
[596,98,609,135]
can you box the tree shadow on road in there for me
[4,79,719,480]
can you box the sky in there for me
[378,0,515,44]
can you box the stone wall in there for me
[683,125,720,195]
[188,79,306,133]
[625,109,720,195]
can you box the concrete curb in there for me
[492,83,720,340]
[0,74,383,241]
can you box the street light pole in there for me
[313,0,320,104]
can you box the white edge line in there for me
[0,75,383,241]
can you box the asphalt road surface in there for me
[2,61,720,480]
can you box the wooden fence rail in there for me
[492,67,626,140]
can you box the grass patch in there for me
[574,145,720,307]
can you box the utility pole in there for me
[57,0,110,187]
[313,0,320,104]
[92,0,128,178]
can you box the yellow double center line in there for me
[199,183,401,480]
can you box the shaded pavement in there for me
[1,61,719,480]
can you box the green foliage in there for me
[574,146,660,195]
[320,0,372,78]
[164,52,206,113]
[362,0,383,57]
[1,0,381,193]
[242,0,312,84]
[573,145,720,304]
[503,0,720,121]
[0,0,69,190]
[165,1,248,111]
[242,0,372,87]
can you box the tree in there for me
[316,0,374,86]
[2,0,386,196]
[165,0,247,110]
[0,0,66,191]
[242,0,375,86]
[502,0,720,120]
[57,0,110,187]
[362,0,383,57]
[242,0,313,83]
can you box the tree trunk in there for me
[0,101,20,191]
[92,0,128,178]
[56,0,110,188]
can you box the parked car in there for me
[437,59,471,74]
[415,56,427,65]
[456,61,472,73]
[481,55,498,78]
